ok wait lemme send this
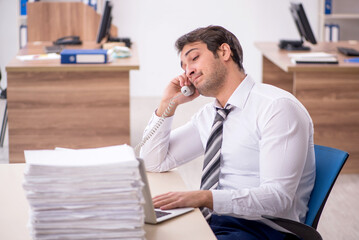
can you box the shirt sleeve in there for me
[212,99,313,219]
[140,111,204,172]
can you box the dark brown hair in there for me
[175,25,244,71]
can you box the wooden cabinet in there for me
[6,2,138,163]
[26,2,117,42]
[256,41,359,173]
[6,42,139,163]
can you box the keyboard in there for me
[44,45,64,54]
[155,210,171,218]
[337,47,359,56]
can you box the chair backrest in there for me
[305,145,349,229]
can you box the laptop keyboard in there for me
[155,210,171,218]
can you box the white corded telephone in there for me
[134,85,195,152]
[180,85,195,97]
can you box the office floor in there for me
[0,96,358,240]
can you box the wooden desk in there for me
[255,41,359,173]
[6,42,139,163]
[0,164,216,240]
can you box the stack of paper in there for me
[23,145,145,240]
[288,52,338,64]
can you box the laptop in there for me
[137,158,194,224]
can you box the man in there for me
[140,25,315,240]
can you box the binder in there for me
[20,0,28,15]
[60,49,108,64]
[324,24,332,42]
[325,0,332,15]
[324,24,340,42]
[331,24,340,42]
[19,24,27,49]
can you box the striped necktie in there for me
[200,104,232,219]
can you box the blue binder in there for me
[325,0,332,14]
[20,0,28,16]
[60,49,108,64]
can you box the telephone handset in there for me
[181,85,195,97]
[53,36,82,45]
[134,85,196,152]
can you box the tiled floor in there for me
[0,96,358,239]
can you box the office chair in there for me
[263,144,349,240]
[0,69,7,147]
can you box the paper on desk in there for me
[288,52,338,64]
[108,46,132,58]
[288,52,336,59]
[24,144,137,167]
[16,53,61,61]
[30,229,145,240]
[30,206,144,220]
[23,144,145,240]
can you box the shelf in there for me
[318,0,359,41]
[322,13,359,19]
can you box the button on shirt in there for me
[140,75,315,224]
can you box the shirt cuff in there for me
[211,189,233,214]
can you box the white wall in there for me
[111,0,319,97]
[0,0,319,95]
[0,0,19,90]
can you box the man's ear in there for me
[219,43,232,61]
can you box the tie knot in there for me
[215,104,232,121]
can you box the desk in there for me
[0,164,216,240]
[255,41,359,173]
[6,42,139,163]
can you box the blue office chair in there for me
[263,144,349,240]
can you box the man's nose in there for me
[185,66,195,80]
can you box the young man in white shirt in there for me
[140,25,315,240]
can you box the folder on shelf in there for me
[20,0,28,16]
[324,0,332,15]
[60,49,108,64]
[324,24,340,42]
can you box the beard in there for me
[196,59,227,97]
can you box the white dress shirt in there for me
[140,75,315,224]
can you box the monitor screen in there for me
[290,3,317,45]
[105,16,113,39]
[96,1,112,44]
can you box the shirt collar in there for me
[213,75,255,110]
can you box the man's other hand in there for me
[152,190,213,210]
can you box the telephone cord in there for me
[134,93,182,153]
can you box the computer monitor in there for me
[105,16,113,39]
[95,1,132,48]
[279,3,317,51]
[96,0,112,44]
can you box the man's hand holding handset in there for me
[156,73,199,117]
